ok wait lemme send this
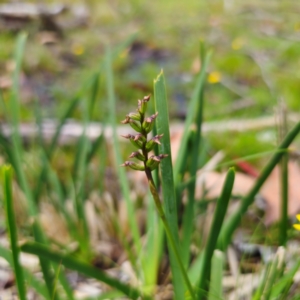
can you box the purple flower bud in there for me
[145,134,164,151]
[138,95,151,114]
[129,151,146,161]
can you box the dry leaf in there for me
[195,171,255,200]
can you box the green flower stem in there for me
[145,169,196,300]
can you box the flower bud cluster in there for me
[121,95,168,171]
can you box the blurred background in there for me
[1,0,300,161]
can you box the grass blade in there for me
[21,242,145,300]
[173,52,211,183]
[154,70,187,299]
[208,250,224,300]
[197,168,235,299]
[217,121,300,251]
[2,165,27,300]
[141,194,164,294]
[8,32,58,300]
[0,245,48,298]
[33,96,80,201]
[273,259,300,299]
[181,44,207,268]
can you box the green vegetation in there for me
[1,1,300,298]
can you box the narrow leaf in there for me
[21,242,144,300]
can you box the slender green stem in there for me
[145,170,196,300]
[217,121,300,251]
[197,168,235,299]
[280,152,288,246]
[2,166,27,300]
[278,105,288,247]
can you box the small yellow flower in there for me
[293,214,300,231]
[294,22,300,32]
[231,37,245,50]
[208,71,221,84]
[120,48,129,58]
[71,44,85,56]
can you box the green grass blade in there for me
[86,131,105,164]
[0,245,49,298]
[141,194,164,293]
[48,96,80,157]
[44,156,78,242]
[2,165,27,300]
[173,52,211,183]
[208,250,224,300]
[188,252,204,286]
[56,266,75,300]
[197,168,235,299]
[279,152,288,246]
[253,248,284,300]
[73,93,102,255]
[85,290,124,299]
[32,221,60,300]
[9,33,59,299]
[105,45,141,251]
[33,96,80,201]
[217,121,300,251]
[0,133,16,169]
[270,259,300,299]
[9,33,36,216]
[21,242,145,300]
[181,44,206,267]
[154,70,186,299]
[88,72,100,117]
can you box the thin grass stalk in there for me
[142,201,164,293]
[208,250,224,300]
[179,148,289,192]
[72,75,101,255]
[72,99,91,254]
[173,52,211,183]
[276,260,300,299]
[188,252,204,286]
[217,149,289,169]
[9,33,59,300]
[280,152,288,246]
[217,121,300,251]
[154,71,194,299]
[32,222,60,300]
[104,45,141,252]
[34,97,46,149]
[278,103,288,246]
[0,245,48,298]
[21,242,146,300]
[252,266,269,300]
[146,171,196,300]
[97,133,107,194]
[260,247,285,300]
[0,134,16,170]
[2,166,27,300]
[48,97,80,157]
[33,96,80,201]
[9,33,36,216]
[197,168,235,299]
[181,45,206,267]
[87,131,105,164]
